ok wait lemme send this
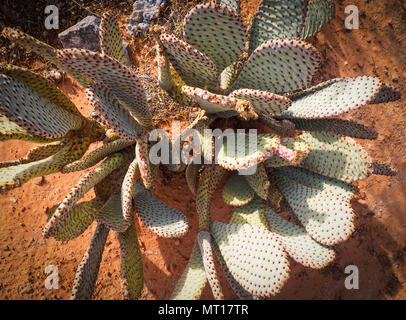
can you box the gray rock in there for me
[123,42,133,65]
[58,16,101,51]
[126,0,167,34]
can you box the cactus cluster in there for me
[156,0,400,300]
[0,0,401,300]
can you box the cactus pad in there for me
[122,158,139,221]
[276,167,355,246]
[119,223,144,300]
[301,0,335,39]
[265,209,335,269]
[133,182,189,238]
[96,194,131,232]
[210,221,290,298]
[299,132,371,183]
[183,2,247,72]
[159,33,219,90]
[0,74,83,139]
[100,12,126,65]
[222,171,255,206]
[283,77,383,119]
[244,163,270,200]
[71,223,109,300]
[232,39,320,94]
[57,49,152,128]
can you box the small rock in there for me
[58,16,101,51]
[123,41,133,65]
[174,239,180,246]
[126,0,167,34]
[10,198,17,203]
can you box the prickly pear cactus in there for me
[0,11,189,300]
[156,1,400,300]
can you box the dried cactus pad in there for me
[160,33,219,90]
[249,0,306,52]
[230,89,292,117]
[265,209,335,269]
[57,49,152,128]
[216,133,282,171]
[181,85,257,120]
[100,11,126,65]
[222,171,255,206]
[183,2,247,72]
[232,39,320,94]
[133,182,189,238]
[283,77,383,119]
[119,224,144,300]
[96,194,131,232]
[210,221,290,298]
[299,132,372,183]
[0,74,82,139]
[276,167,355,246]
[86,85,147,141]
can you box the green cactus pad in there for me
[159,33,219,90]
[230,197,269,228]
[230,88,292,117]
[122,158,139,221]
[119,223,144,300]
[216,133,282,171]
[197,165,227,230]
[244,163,270,200]
[0,137,90,192]
[283,77,383,119]
[43,154,123,238]
[86,85,147,141]
[156,43,175,93]
[49,198,104,241]
[183,2,247,72]
[0,115,58,142]
[62,139,134,173]
[0,74,83,139]
[210,221,290,298]
[276,167,355,246]
[249,0,306,52]
[265,209,335,269]
[71,223,109,300]
[135,136,153,189]
[96,194,131,232]
[299,132,372,183]
[100,11,126,65]
[57,49,152,128]
[232,39,320,94]
[197,230,224,300]
[23,141,64,162]
[133,182,189,238]
[171,241,207,300]
[301,0,335,39]
[222,171,255,206]
[2,28,90,86]
[185,163,201,196]
[283,118,378,140]
[0,64,81,115]
[211,238,253,299]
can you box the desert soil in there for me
[0,0,406,300]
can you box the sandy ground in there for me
[0,0,406,300]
